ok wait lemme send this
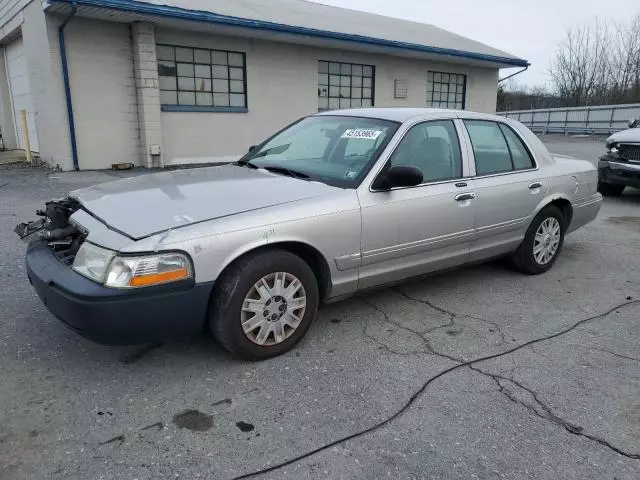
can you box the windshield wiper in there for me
[249,143,291,160]
[236,159,258,169]
[263,166,310,179]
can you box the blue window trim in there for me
[161,105,248,113]
[48,0,529,68]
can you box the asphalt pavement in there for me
[1,135,639,480]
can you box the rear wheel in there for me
[210,250,319,360]
[512,205,565,275]
[598,182,625,197]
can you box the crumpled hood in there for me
[607,128,640,144]
[71,165,337,239]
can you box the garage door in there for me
[5,37,38,152]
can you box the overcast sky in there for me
[311,0,640,88]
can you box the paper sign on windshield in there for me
[341,129,382,140]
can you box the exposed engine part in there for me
[38,198,81,230]
[15,198,84,254]
[14,219,46,241]
[40,226,80,241]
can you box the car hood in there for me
[70,165,338,239]
[607,128,640,144]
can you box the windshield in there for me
[240,115,400,188]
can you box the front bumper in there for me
[25,241,213,345]
[599,155,640,188]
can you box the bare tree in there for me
[497,80,560,111]
[607,14,640,103]
[548,20,610,106]
[548,15,640,106]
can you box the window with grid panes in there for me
[318,61,374,111]
[426,71,466,109]
[156,44,247,109]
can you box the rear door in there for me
[461,119,545,261]
[357,119,476,289]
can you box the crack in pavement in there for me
[395,288,509,345]
[468,364,640,459]
[360,298,439,357]
[230,298,640,479]
[591,347,640,363]
[366,296,640,458]
[361,298,461,362]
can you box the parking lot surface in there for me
[1,135,639,480]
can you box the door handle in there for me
[529,182,543,190]
[455,192,476,202]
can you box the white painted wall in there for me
[0,44,16,149]
[156,28,499,165]
[20,2,74,169]
[64,18,140,169]
[2,8,499,170]
[5,35,38,151]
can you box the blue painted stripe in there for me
[48,0,529,67]
[161,105,248,113]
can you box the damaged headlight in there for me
[606,142,619,154]
[104,253,192,288]
[72,242,115,283]
[72,242,193,288]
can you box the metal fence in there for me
[497,103,640,135]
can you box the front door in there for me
[461,119,546,261]
[357,119,476,290]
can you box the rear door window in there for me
[463,120,513,175]
[498,124,535,170]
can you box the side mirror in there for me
[629,119,639,129]
[374,165,423,190]
[248,145,258,153]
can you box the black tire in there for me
[511,205,566,275]
[598,182,625,197]
[210,249,319,360]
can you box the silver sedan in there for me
[20,108,602,359]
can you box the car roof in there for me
[314,107,505,123]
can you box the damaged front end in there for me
[15,198,86,264]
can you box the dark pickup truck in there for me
[598,118,640,196]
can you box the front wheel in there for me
[598,182,625,197]
[511,205,565,275]
[210,250,319,360]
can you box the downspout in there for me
[498,65,529,83]
[58,6,79,170]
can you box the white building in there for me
[0,0,527,170]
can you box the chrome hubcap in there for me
[241,272,306,346]
[534,217,561,265]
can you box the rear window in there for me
[464,120,535,175]
[464,120,512,175]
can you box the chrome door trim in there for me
[361,228,475,266]
[470,166,540,181]
[368,176,471,193]
[334,252,362,271]
[476,217,528,234]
